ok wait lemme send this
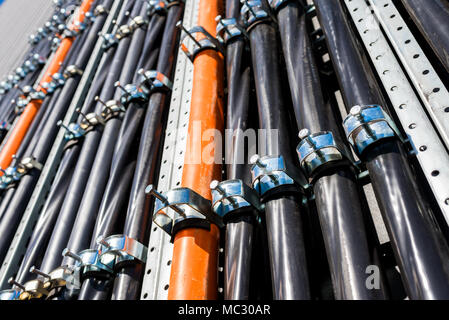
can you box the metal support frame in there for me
[140,0,199,300]
[0,0,124,290]
[343,0,449,221]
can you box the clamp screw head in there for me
[250,154,266,168]
[298,128,310,140]
[62,248,82,262]
[350,105,362,116]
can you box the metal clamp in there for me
[210,179,263,220]
[268,0,303,11]
[177,22,223,62]
[147,0,168,16]
[250,154,308,199]
[146,185,224,236]
[0,166,21,189]
[42,73,66,94]
[63,248,114,280]
[43,265,78,291]
[17,156,43,175]
[101,32,118,50]
[115,81,148,107]
[129,16,147,32]
[297,129,354,179]
[97,235,148,268]
[77,108,105,131]
[0,289,21,300]
[18,279,49,300]
[14,98,29,115]
[343,105,402,157]
[58,120,86,142]
[94,4,108,16]
[138,69,173,94]
[28,90,46,102]
[96,97,126,121]
[215,16,247,44]
[15,67,27,79]
[240,0,272,30]
[116,24,132,40]
[64,65,83,78]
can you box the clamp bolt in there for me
[62,248,82,263]
[8,278,25,291]
[176,21,202,48]
[29,266,51,279]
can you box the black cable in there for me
[111,2,184,300]
[314,0,449,299]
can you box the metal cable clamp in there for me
[94,4,108,16]
[96,97,126,121]
[147,0,168,16]
[101,32,119,50]
[115,81,148,107]
[129,16,148,32]
[0,166,21,190]
[210,179,263,221]
[58,120,86,143]
[17,156,43,175]
[215,16,247,44]
[97,235,148,269]
[146,185,225,237]
[115,24,132,40]
[177,21,223,62]
[64,65,83,78]
[297,129,356,180]
[0,289,21,300]
[42,73,66,94]
[63,248,114,281]
[240,0,273,31]
[42,265,78,291]
[250,154,308,201]
[268,0,304,12]
[343,105,404,157]
[138,69,173,94]
[76,108,106,132]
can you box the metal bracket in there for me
[101,32,119,50]
[64,248,114,280]
[17,156,43,175]
[250,154,308,199]
[0,289,20,300]
[115,24,132,40]
[138,69,173,94]
[210,179,262,220]
[64,65,84,78]
[58,121,86,142]
[97,235,148,268]
[240,0,272,30]
[76,108,106,131]
[147,185,224,236]
[215,16,247,44]
[115,81,148,106]
[343,105,402,157]
[178,22,223,62]
[43,265,77,291]
[297,129,354,179]
[96,97,126,121]
[0,166,21,190]
[94,4,109,16]
[129,16,148,32]
[18,279,49,300]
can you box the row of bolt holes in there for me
[142,227,172,299]
[142,67,188,297]
[352,2,449,205]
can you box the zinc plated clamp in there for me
[146,185,225,237]
[76,108,106,133]
[41,265,78,291]
[240,0,273,31]
[0,166,21,190]
[129,16,148,32]
[250,154,309,201]
[8,274,49,300]
[0,289,21,300]
[96,235,148,269]
[297,129,356,181]
[58,120,86,143]
[42,73,66,94]
[210,179,263,222]
[95,96,126,121]
[115,81,148,107]
[64,65,83,79]
[101,32,119,50]
[343,105,404,158]
[63,248,114,282]
[215,16,247,44]
[177,21,224,62]
[138,69,173,94]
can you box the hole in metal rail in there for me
[419,146,427,152]
[431,170,440,177]
[409,123,417,129]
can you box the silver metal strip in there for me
[369,0,449,150]
[343,0,449,221]
[0,0,125,290]
[140,0,199,300]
